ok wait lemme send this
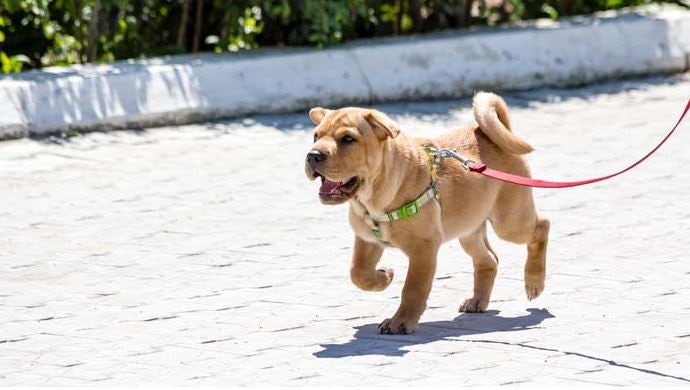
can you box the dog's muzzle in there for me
[306,150,326,167]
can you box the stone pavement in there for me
[1,73,689,386]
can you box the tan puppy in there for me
[304,92,550,334]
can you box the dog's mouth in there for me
[313,172,360,203]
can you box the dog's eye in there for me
[313,134,318,143]
[341,135,356,144]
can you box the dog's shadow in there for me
[314,308,554,358]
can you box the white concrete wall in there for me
[0,81,26,139]
[1,5,689,139]
[353,16,687,101]
[2,51,370,135]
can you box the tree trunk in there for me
[219,0,232,49]
[458,0,473,28]
[74,0,85,63]
[192,0,204,53]
[177,0,191,50]
[410,0,423,32]
[86,0,101,63]
[395,0,404,35]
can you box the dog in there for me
[304,92,550,334]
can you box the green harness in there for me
[361,146,443,243]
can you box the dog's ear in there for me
[309,107,331,125]
[365,110,400,140]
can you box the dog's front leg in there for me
[378,240,439,335]
[350,236,394,292]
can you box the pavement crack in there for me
[575,368,604,375]
[243,243,271,248]
[611,342,638,349]
[0,337,28,344]
[188,292,221,299]
[215,305,247,311]
[143,315,178,322]
[200,337,234,344]
[459,339,690,383]
[269,325,305,333]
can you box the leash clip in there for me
[440,149,477,171]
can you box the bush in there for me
[0,0,685,73]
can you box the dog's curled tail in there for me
[472,92,534,155]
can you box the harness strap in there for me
[425,146,442,183]
[362,147,442,242]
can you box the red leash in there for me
[465,98,690,188]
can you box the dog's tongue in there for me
[320,179,342,194]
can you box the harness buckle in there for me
[401,202,418,218]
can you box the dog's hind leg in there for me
[350,236,393,292]
[490,192,550,301]
[459,222,499,313]
[524,217,550,300]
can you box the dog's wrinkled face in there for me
[305,107,400,205]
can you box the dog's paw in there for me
[524,277,544,301]
[459,297,489,313]
[377,268,394,289]
[351,267,394,291]
[524,261,545,300]
[377,315,418,335]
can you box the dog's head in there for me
[304,107,400,205]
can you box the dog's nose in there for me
[307,150,326,166]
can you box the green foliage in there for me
[0,0,686,73]
[1,51,29,72]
